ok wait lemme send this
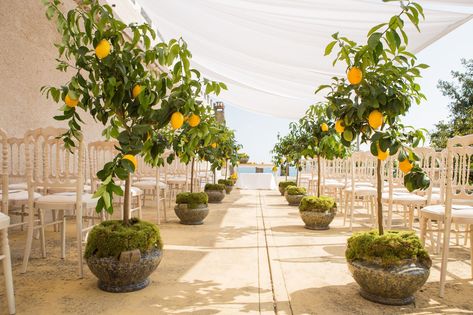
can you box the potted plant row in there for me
[284,185,307,206]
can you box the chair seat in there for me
[167,177,188,185]
[118,186,143,197]
[0,190,41,202]
[421,204,473,217]
[324,181,346,188]
[134,180,167,190]
[344,186,377,195]
[0,212,10,229]
[8,182,27,190]
[35,192,97,210]
[382,192,427,204]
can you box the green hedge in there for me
[346,230,432,268]
[299,196,336,212]
[176,192,208,208]
[205,183,226,191]
[285,185,307,195]
[218,179,234,186]
[278,181,297,189]
[85,219,163,259]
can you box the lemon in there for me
[122,154,137,171]
[64,94,78,108]
[95,39,111,59]
[399,159,413,174]
[211,143,218,148]
[321,123,329,132]
[368,110,383,129]
[170,112,184,129]
[347,67,363,85]
[335,119,345,133]
[377,144,389,161]
[188,114,201,127]
[132,85,142,98]
[342,129,354,142]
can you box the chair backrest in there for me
[88,140,119,192]
[349,151,377,188]
[445,134,473,215]
[25,127,84,194]
[0,129,8,213]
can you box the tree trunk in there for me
[225,159,228,178]
[296,167,299,185]
[376,159,384,235]
[285,164,288,181]
[190,157,195,193]
[317,155,321,197]
[123,174,131,225]
[213,169,216,184]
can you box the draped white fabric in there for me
[129,0,473,118]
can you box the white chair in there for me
[322,158,349,205]
[0,212,15,314]
[22,127,99,277]
[419,134,473,297]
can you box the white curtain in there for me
[127,0,473,118]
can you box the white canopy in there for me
[118,0,473,118]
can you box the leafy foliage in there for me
[175,192,208,207]
[285,186,307,196]
[204,183,226,191]
[299,196,336,212]
[42,0,225,215]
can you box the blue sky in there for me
[225,19,473,164]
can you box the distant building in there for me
[213,101,225,124]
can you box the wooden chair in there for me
[22,127,100,277]
[419,134,473,297]
[0,212,15,314]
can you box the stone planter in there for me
[285,193,305,206]
[225,185,234,194]
[86,248,163,293]
[299,207,336,230]
[239,157,249,164]
[278,186,286,196]
[205,189,226,203]
[174,203,209,225]
[347,260,430,305]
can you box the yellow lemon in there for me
[377,144,389,161]
[132,85,142,98]
[64,94,78,108]
[399,159,413,174]
[188,114,201,127]
[211,143,218,148]
[347,67,363,85]
[368,110,383,129]
[122,154,137,170]
[335,119,345,133]
[321,123,329,132]
[95,39,111,59]
[170,112,184,129]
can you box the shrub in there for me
[285,186,307,195]
[238,153,249,159]
[346,230,432,268]
[204,183,226,191]
[85,219,163,259]
[218,179,234,186]
[278,181,297,189]
[176,192,208,208]
[299,196,336,212]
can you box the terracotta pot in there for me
[87,248,163,293]
[299,206,337,230]
[174,203,209,225]
[205,189,226,203]
[347,259,430,305]
[285,193,305,206]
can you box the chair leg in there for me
[343,192,348,226]
[76,204,84,279]
[439,218,452,298]
[427,220,435,252]
[61,210,66,259]
[436,221,443,255]
[470,224,473,278]
[419,215,427,246]
[2,228,15,315]
[349,194,355,231]
[408,206,415,230]
[38,209,46,258]
[21,205,36,273]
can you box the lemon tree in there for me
[318,0,430,234]
[299,103,350,196]
[42,0,225,224]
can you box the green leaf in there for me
[368,32,382,49]
[324,41,337,56]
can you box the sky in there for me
[224,19,473,164]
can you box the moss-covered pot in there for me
[239,157,249,164]
[346,230,432,305]
[174,192,209,225]
[205,183,226,203]
[85,220,163,293]
[285,193,305,206]
[298,196,336,230]
[278,181,297,196]
[218,179,234,194]
[174,203,209,225]
[285,186,307,206]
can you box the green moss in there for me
[345,230,432,268]
[218,179,234,186]
[205,183,226,191]
[176,192,208,209]
[299,196,336,212]
[278,181,297,189]
[84,219,163,259]
[285,185,307,195]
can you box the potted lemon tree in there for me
[43,0,224,291]
[319,0,431,304]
